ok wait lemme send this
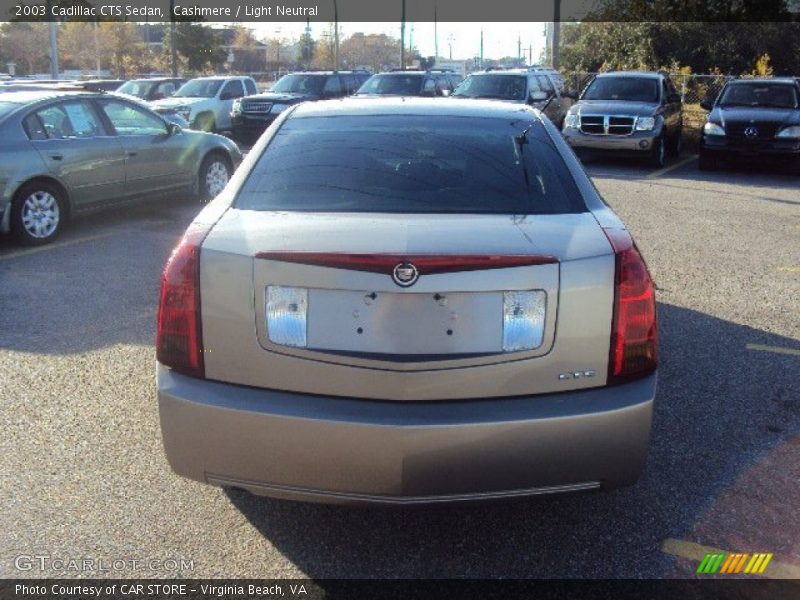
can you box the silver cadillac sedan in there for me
[157,98,657,505]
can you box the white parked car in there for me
[151,76,257,133]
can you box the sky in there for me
[247,21,549,63]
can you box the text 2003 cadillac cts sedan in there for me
[157,98,657,505]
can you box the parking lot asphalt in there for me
[1,155,798,578]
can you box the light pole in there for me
[447,34,454,60]
[333,0,339,71]
[169,0,178,77]
[400,0,405,69]
[551,0,561,70]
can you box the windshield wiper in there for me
[513,125,533,188]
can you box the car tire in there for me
[650,135,667,168]
[10,181,66,246]
[198,153,232,202]
[193,112,216,133]
[698,151,718,171]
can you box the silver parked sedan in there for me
[0,90,242,245]
[157,98,658,505]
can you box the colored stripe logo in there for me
[697,552,773,574]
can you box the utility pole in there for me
[48,21,59,79]
[551,0,561,70]
[479,28,483,70]
[93,20,100,76]
[333,0,339,71]
[170,0,178,76]
[434,1,438,61]
[400,0,405,69]
[517,33,521,65]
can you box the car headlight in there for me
[271,103,287,114]
[563,113,579,129]
[776,125,800,139]
[635,117,656,131]
[231,99,242,116]
[703,122,725,136]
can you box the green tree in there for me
[163,23,226,74]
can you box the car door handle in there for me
[126,151,137,157]
[48,153,63,161]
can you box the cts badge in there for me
[392,262,419,287]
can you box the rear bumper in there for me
[158,366,655,505]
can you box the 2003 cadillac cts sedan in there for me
[157,98,658,505]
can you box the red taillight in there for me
[603,228,658,384]
[156,224,208,378]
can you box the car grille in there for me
[579,115,636,136]
[725,121,782,140]
[241,101,273,114]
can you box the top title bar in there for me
[2,0,799,23]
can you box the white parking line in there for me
[0,232,114,262]
[746,344,800,357]
[645,155,697,179]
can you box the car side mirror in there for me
[700,98,713,111]
[529,90,549,102]
[167,122,181,136]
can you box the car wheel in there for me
[650,136,667,168]
[199,153,231,202]
[10,182,65,246]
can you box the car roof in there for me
[596,71,663,80]
[470,70,530,76]
[290,96,540,120]
[128,77,184,82]
[0,89,97,104]
[729,77,798,84]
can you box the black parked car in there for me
[355,69,463,98]
[116,77,187,102]
[699,77,800,171]
[231,70,370,145]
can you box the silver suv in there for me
[562,71,683,167]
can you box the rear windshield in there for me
[357,74,424,95]
[452,75,528,101]
[583,77,659,103]
[236,115,586,215]
[718,83,798,108]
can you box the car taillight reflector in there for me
[156,224,208,378]
[603,228,657,384]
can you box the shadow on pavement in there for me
[226,302,799,578]
[0,199,200,354]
